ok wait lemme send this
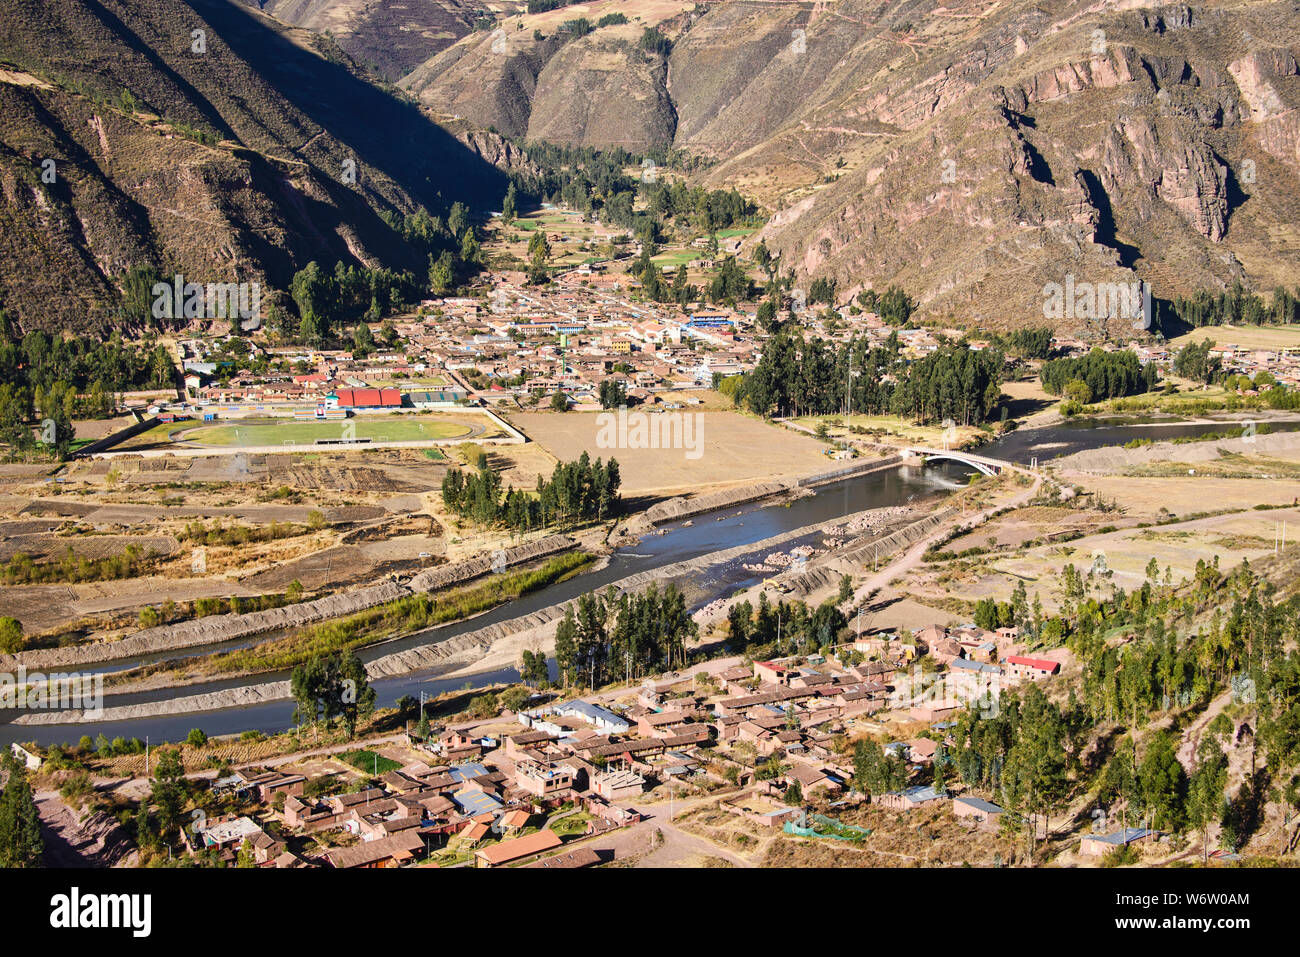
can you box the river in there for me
[4,413,1296,747]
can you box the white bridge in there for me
[901,446,1008,476]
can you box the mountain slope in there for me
[236,0,477,80]
[402,0,1300,328]
[0,0,506,333]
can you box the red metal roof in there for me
[1005,655,1060,673]
[335,387,401,408]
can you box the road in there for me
[579,793,756,867]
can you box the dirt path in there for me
[847,470,1043,607]
[576,794,756,867]
[35,791,138,868]
[1177,689,1233,770]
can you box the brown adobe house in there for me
[325,829,426,869]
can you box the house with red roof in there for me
[1003,655,1061,681]
[331,387,402,409]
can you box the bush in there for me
[0,616,23,653]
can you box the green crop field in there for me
[181,416,476,447]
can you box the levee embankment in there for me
[5,535,575,671]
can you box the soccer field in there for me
[183,416,476,447]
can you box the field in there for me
[511,410,837,495]
[494,208,618,269]
[1167,324,1300,351]
[793,412,987,449]
[181,416,476,448]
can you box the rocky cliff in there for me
[399,0,1300,326]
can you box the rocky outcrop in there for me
[526,32,677,152]
[1102,116,1228,242]
[403,0,1299,326]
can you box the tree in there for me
[0,616,23,654]
[784,780,804,805]
[502,183,518,224]
[428,252,456,295]
[520,649,549,687]
[395,695,418,724]
[186,728,207,747]
[0,752,43,867]
[290,262,332,339]
[1188,739,1228,862]
[149,748,187,846]
[528,230,551,268]
[1062,379,1092,405]
[352,320,375,357]
[1139,731,1188,831]
[598,379,627,410]
[134,799,154,851]
[338,649,376,739]
[550,391,570,412]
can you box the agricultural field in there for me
[914,504,1300,615]
[493,208,622,269]
[111,412,499,453]
[512,410,836,495]
[1167,323,1300,351]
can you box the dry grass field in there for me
[1072,475,1300,515]
[512,410,837,495]
[1167,324,1300,351]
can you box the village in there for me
[118,614,1178,871]
[158,267,1300,436]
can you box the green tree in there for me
[149,748,187,846]
[0,616,23,654]
[1188,739,1228,862]
[0,752,43,867]
[352,320,375,357]
[338,649,376,739]
[1139,731,1188,831]
[502,183,518,225]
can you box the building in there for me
[538,699,631,735]
[1079,827,1157,857]
[524,847,602,869]
[877,786,948,811]
[474,829,562,868]
[953,796,1006,827]
[593,768,646,801]
[1003,656,1061,681]
[326,830,426,869]
[515,760,574,799]
[331,387,402,409]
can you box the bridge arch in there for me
[903,447,1001,476]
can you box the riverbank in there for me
[9,501,935,725]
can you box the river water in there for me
[4,414,1297,747]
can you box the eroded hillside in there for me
[0,0,505,332]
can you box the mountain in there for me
[0,0,506,333]
[235,0,478,80]
[397,0,1300,329]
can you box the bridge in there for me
[901,446,1011,476]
